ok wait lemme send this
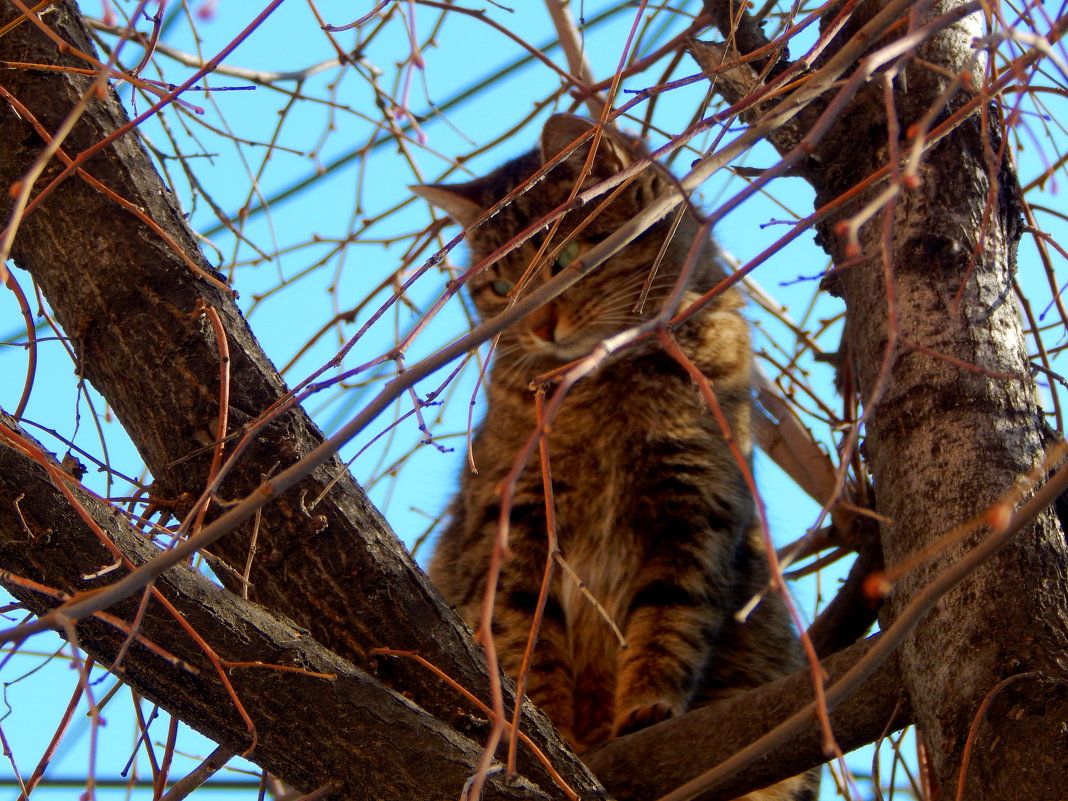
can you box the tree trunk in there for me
[813,4,1068,798]
[696,0,1068,795]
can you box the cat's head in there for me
[413,115,719,375]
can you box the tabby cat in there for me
[416,115,816,800]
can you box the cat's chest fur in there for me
[471,331,746,609]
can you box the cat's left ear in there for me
[410,181,485,228]
[540,114,637,179]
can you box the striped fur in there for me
[419,115,817,797]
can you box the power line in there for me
[198,3,629,239]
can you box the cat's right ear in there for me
[541,114,635,178]
[411,182,485,229]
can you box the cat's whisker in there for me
[492,341,525,359]
[595,295,663,314]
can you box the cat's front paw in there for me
[612,698,679,738]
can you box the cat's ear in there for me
[540,114,636,178]
[410,182,485,228]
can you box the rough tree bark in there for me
[817,6,1068,799]
[697,0,1068,797]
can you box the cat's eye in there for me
[553,241,582,274]
[488,279,514,297]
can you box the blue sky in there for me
[2,0,1065,798]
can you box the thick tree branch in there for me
[587,634,909,801]
[0,412,566,801]
[694,1,1068,795]
[815,5,1068,796]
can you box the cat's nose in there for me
[531,322,556,342]
[528,304,558,342]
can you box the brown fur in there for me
[416,116,817,798]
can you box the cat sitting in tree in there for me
[415,114,817,801]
